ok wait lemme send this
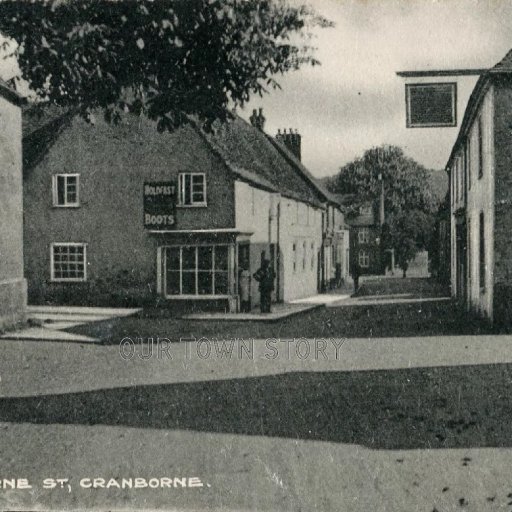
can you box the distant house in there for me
[0,80,26,329]
[447,49,512,325]
[22,106,346,311]
[342,198,383,275]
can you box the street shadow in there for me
[2,364,512,449]
[64,297,495,343]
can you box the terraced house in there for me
[447,49,512,325]
[22,106,347,312]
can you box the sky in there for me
[1,0,512,178]
[241,0,512,177]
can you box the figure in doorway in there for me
[253,259,275,313]
[239,267,251,313]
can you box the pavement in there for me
[183,301,324,321]
[0,306,141,343]
[1,335,512,511]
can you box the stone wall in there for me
[0,93,26,328]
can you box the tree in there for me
[390,210,434,277]
[0,0,332,130]
[329,145,439,273]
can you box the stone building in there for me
[447,49,512,324]
[0,80,26,329]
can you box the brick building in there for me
[0,80,26,329]
[22,106,347,311]
[343,200,383,275]
[447,49,512,324]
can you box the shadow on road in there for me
[2,364,511,449]
[66,297,493,343]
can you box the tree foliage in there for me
[329,145,439,270]
[0,0,332,130]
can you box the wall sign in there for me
[405,82,457,128]
[143,182,176,229]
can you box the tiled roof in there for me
[201,116,324,207]
[22,105,325,208]
[22,103,70,138]
[446,49,512,170]
[0,79,25,106]
[490,49,512,74]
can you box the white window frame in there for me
[359,249,370,268]
[50,243,87,282]
[52,173,80,207]
[178,173,207,207]
[358,227,370,244]
[163,244,230,298]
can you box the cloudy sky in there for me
[1,1,511,178]
[242,0,512,177]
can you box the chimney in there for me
[249,108,266,131]
[276,128,302,161]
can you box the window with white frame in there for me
[358,227,370,244]
[359,249,370,268]
[52,174,79,207]
[51,243,87,281]
[165,245,229,296]
[178,173,206,206]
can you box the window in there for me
[311,242,315,270]
[467,217,471,285]
[359,250,369,268]
[479,212,485,290]
[52,174,79,207]
[405,83,457,128]
[466,139,471,191]
[478,117,483,179]
[51,243,87,282]
[358,227,370,244]
[302,241,307,270]
[165,245,229,296]
[178,173,206,206]
[292,243,297,272]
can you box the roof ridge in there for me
[265,132,341,206]
[491,48,512,72]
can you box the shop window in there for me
[51,243,87,281]
[358,250,369,268]
[52,174,79,207]
[165,245,229,296]
[178,173,206,206]
[358,227,370,244]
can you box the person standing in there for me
[253,258,275,313]
[352,262,361,294]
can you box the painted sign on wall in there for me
[143,182,176,229]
